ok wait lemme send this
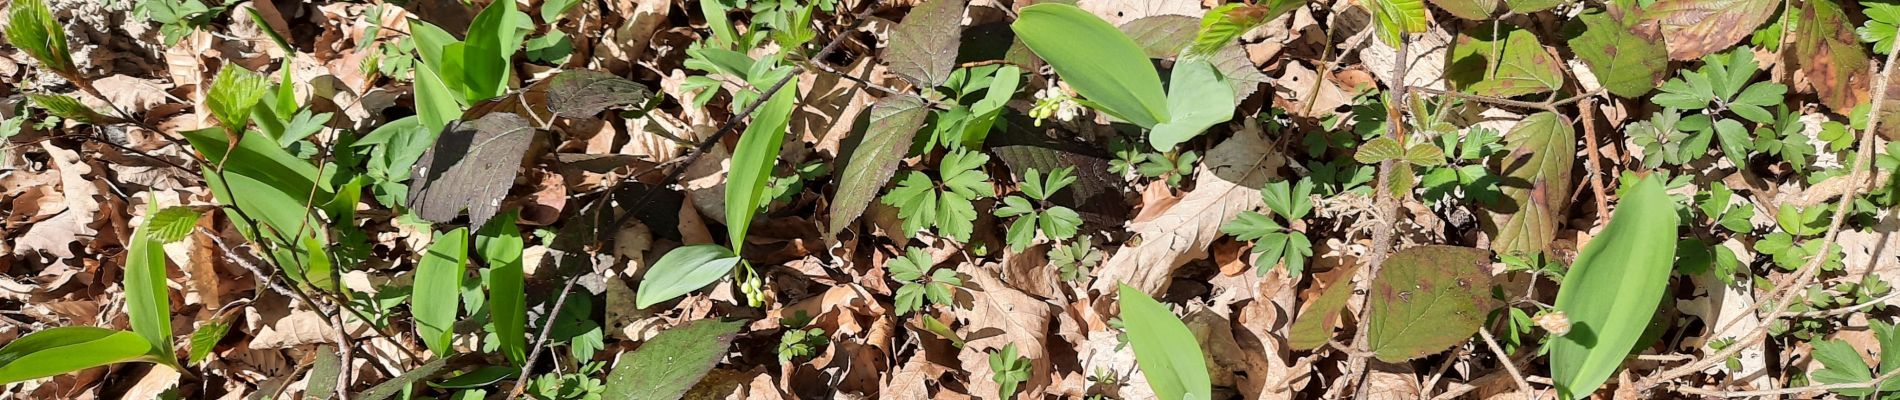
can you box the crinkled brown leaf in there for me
[545,69,655,117]
[1794,0,1871,113]
[408,112,536,228]
[1644,0,1779,60]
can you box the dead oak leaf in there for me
[956,263,1057,399]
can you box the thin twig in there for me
[506,272,585,399]
[1579,97,1612,223]
[1671,367,1900,398]
[1479,328,1537,398]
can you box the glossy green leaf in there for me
[1485,112,1573,256]
[3,0,76,75]
[475,211,528,366]
[1368,0,1428,46]
[1012,4,1169,128]
[1117,284,1211,400]
[460,0,531,101]
[636,244,740,308]
[1367,246,1497,362]
[602,318,746,400]
[1568,9,1669,98]
[1150,58,1236,151]
[886,0,965,88]
[414,228,469,357]
[1549,175,1679,399]
[1447,22,1565,98]
[413,61,464,135]
[726,71,799,251]
[1289,265,1360,350]
[0,327,159,384]
[829,94,929,240]
[127,203,177,366]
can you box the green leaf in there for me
[3,0,76,76]
[1117,284,1211,400]
[886,0,965,88]
[1189,1,1304,56]
[726,72,799,251]
[1549,175,1680,399]
[412,64,464,135]
[306,345,341,400]
[1429,0,1499,20]
[475,212,528,366]
[636,244,740,308]
[186,321,230,365]
[1504,0,1562,12]
[127,203,177,366]
[1861,0,1900,54]
[414,227,469,357]
[1289,265,1360,350]
[1150,58,1236,151]
[829,94,929,240]
[1367,246,1497,362]
[882,149,993,242]
[1794,0,1872,113]
[524,31,571,63]
[208,66,270,135]
[602,319,746,400]
[1485,112,1574,256]
[460,0,531,101]
[144,207,202,243]
[1403,143,1447,166]
[1368,0,1428,46]
[1355,137,1406,164]
[1447,22,1565,98]
[27,93,107,124]
[1012,4,1169,128]
[1568,9,1670,98]
[1810,340,1877,396]
[0,327,160,384]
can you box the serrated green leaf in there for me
[1012,4,1169,128]
[637,244,740,308]
[1189,1,1303,56]
[144,207,202,243]
[1485,112,1574,256]
[1447,22,1565,98]
[1429,0,1498,20]
[886,0,965,88]
[0,327,160,384]
[208,66,270,135]
[1368,0,1427,45]
[3,0,76,76]
[414,227,469,357]
[1550,175,1680,399]
[1404,143,1447,166]
[829,94,929,240]
[187,321,230,365]
[26,93,104,124]
[1861,0,1900,54]
[1117,284,1211,400]
[1367,246,1497,362]
[601,319,745,400]
[1355,137,1406,164]
[1810,339,1877,396]
[1568,9,1669,98]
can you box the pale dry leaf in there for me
[1091,121,1283,297]
[956,264,1057,399]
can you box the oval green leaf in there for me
[1012,4,1169,128]
[1367,245,1497,362]
[602,318,746,400]
[0,327,159,384]
[1549,175,1679,399]
[636,244,740,309]
[1117,284,1211,400]
[414,227,470,357]
[475,211,528,366]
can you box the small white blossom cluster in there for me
[1029,84,1084,125]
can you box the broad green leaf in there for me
[1354,137,1406,163]
[602,319,746,400]
[127,203,177,366]
[475,212,528,366]
[1368,0,1428,46]
[0,327,159,384]
[144,207,201,244]
[1809,340,1877,396]
[460,0,530,101]
[886,0,965,88]
[1568,9,1669,98]
[1150,58,1236,151]
[726,71,799,251]
[1861,0,1900,54]
[185,127,330,240]
[1644,0,1780,60]
[1117,284,1211,400]
[1403,143,1447,166]
[1794,0,1872,113]
[1485,112,1573,256]
[1429,0,1498,20]
[1367,246,1497,362]
[1505,0,1562,12]
[306,345,341,400]
[1550,175,1680,399]
[355,355,453,400]
[3,0,76,75]
[187,321,230,365]
[1012,4,1169,128]
[829,94,929,240]
[208,66,270,135]
[1289,264,1360,350]
[408,112,535,229]
[1447,22,1565,98]
[414,227,469,357]
[636,244,740,308]
[545,69,654,117]
[25,93,105,123]
[412,55,464,135]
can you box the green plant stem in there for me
[1637,39,1900,394]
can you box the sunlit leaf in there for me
[829,94,929,240]
[1367,246,1497,362]
[1549,175,1680,399]
[602,318,746,400]
[1485,112,1574,256]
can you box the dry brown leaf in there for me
[1091,121,1283,298]
[957,264,1058,399]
